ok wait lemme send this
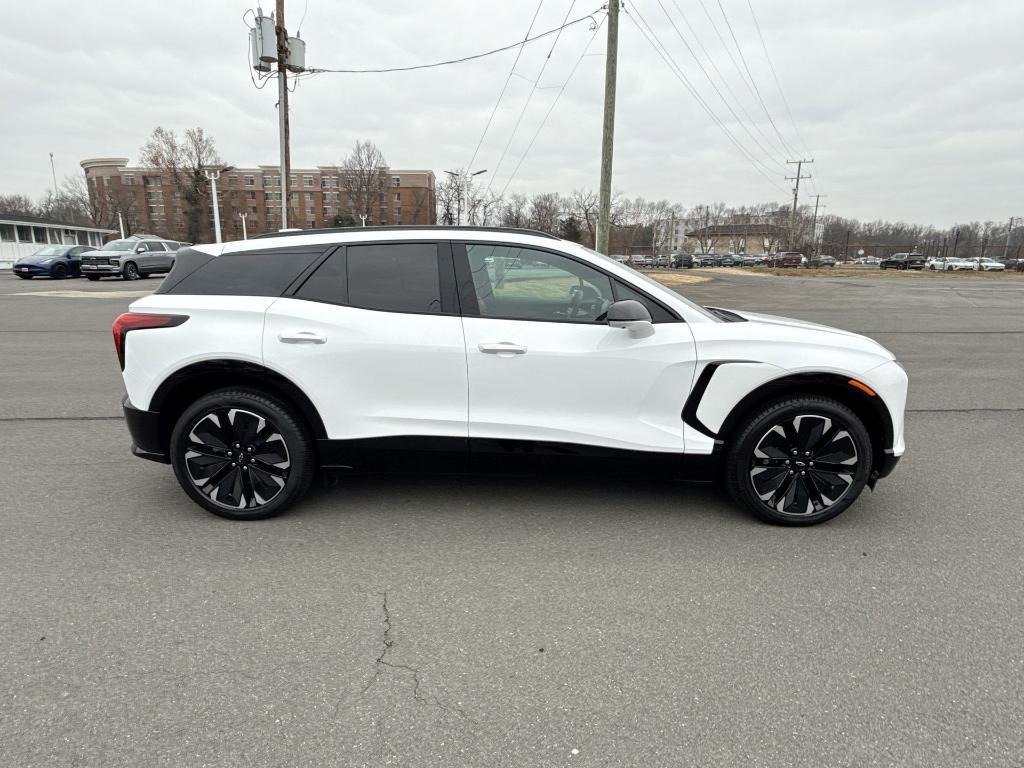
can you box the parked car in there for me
[693,254,720,267]
[806,255,836,268]
[719,255,737,267]
[741,255,767,267]
[114,225,907,526]
[964,257,1006,272]
[671,253,694,269]
[11,244,96,279]
[879,253,927,270]
[768,252,806,268]
[928,256,974,271]
[81,237,183,280]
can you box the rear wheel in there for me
[724,396,873,526]
[169,389,316,520]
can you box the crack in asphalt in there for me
[361,592,476,725]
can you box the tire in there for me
[51,264,68,279]
[86,276,100,281]
[169,388,316,520]
[123,262,140,280]
[724,395,873,526]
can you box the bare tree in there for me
[436,174,460,225]
[341,140,389,224]
[498,193,529,228]
[139,126,222,242]
[408,187,432,225]
[568,188,599,247]
[528,193,563,234]
[0,194,38,217]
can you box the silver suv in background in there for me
[81,236,187,281]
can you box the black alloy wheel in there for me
[725,396,873,525]
[170,389,315,520]
[51,263,68,279]
[123,262,140,280]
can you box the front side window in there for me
[466,244,614,323]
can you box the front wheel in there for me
[123,262,140,280]
[51,264,68,279]
[169,389,316,520]
[724,396,873,526]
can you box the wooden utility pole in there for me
[785,159,813,249]
[1003,217,1017,261]
[276,0,291,229]
[809,193,827,255]
[595,0,619,255]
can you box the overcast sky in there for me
[2,1,1022,226]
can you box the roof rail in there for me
[252,225,560,241]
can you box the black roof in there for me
[253,225,560,241]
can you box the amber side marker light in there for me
[848,379,877,397]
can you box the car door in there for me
[455,241,698,456]
[262,241,468,466]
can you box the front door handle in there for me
[278,331,327,345]
[478,342,527,356]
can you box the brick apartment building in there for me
[80,158,436,242]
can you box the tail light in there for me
[112,312,188,370]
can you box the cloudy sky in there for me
[2,1,1022,226]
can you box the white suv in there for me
[115,227,907,525]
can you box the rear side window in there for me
[159,247,326,296]
[144,241,165,252]
[347,243,441,314]
[295,250,347,304]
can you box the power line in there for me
[498,13,606,198]
[484,1,579,198]
[652,0,787,173]
[305,9,601,74]
[464,0,547,174]
[745,0,817,179]
[626,5,787,193]
[667,0,789,160]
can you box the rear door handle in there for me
[478,342,527,356]
[278,331,327,345]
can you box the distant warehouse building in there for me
[81,158,437,244]
[686,223,788,255]
[0,214,115,270]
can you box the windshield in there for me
[101,239,136,251]
[33,245,67,257]
[571,243,717,320]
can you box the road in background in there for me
[2,272,1022,767]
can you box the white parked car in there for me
[929,257,974,271]
[965,257,1006,272]
[114,227,908,526]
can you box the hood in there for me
[713,308,896,363]
[17,251,67,266]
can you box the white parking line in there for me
[1,290,153,299]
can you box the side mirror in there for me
[135,244,146,253]
[607,299,655,338]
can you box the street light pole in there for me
[204,168,222,243]
[239,211,248,240]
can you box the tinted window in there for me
[466,244,614,323]
[612,280,676,323]
[295,251,347,304]
[144,241,164,252]
[347,243,441,314]
[161,248,325,296]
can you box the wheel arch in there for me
[714,372,894,479]
[149,360,327,455]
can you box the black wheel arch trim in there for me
[147,360,328,457]
[683,365,896,476]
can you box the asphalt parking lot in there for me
[2,271,1022,767]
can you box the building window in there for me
[304,192,313,203]
[16,225,32,242]
[289,175,297,188]
[123,175,134,185]
[393,192,401,202]
[303,175,313,187]
[392,176,401,187]
[393,207,401,221]
[247,190,256,200]
[245,175,255,186]
[250,206,257,214]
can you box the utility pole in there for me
[48,152,57,196]
[204,168,222,243]
[951,227,961,259]
[809,193,827,255]
[844,230,851,262]
[785,159,813,249]
[595,0,619,255]
[276,0,291,229]
[1003,216,1017,261]
[239,211,248,240]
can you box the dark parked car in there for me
[768,252,806,268]
[671,253,693,269]
[879,253,926,270]
[11,245,96,279]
